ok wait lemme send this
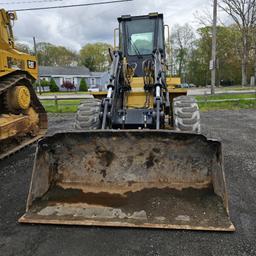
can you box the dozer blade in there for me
[19,131,235,231]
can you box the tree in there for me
[186,27,212,86]
[171,24,195,81]
[37,42,78,66]
[33,79,50,92]
[79,78,88,92]
[80,42,112,71]
[187,25,241,86]
[219,0,256,86]
[252,26,256,86]
[15,42,32,54]
[49,78,59,92]
[61,81,76,91]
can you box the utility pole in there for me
[33,36,42,95]
[211,0,217,95]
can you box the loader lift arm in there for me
[101,51,121,129]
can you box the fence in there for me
[39,93,256,112]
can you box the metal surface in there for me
[0,73,48,160]
[0,8,47,159]
[20,131,234,231]
[0,9,38,80]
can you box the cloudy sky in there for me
[1,0,226,51]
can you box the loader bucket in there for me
[19,131,235,231]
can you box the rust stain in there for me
[95,146,115,167]
[145,151,160,169]
[87,159,95,168]
[28,185,232,229]
[100,169,107,178]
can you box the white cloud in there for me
[2,0,218,51]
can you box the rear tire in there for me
[173,96,201,133]
[74,98,101,130]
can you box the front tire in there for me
[173,96,201,133]
[74,98,101,130]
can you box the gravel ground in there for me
[0,110,256,256]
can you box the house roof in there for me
[91,72,107,77]
[39,66,91,76]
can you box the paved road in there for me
[0,110,256,256]
[38,94,93,100]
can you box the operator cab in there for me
[118,13,165,76]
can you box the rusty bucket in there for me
[19,131,235,231]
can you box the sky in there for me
[1,0,223,51]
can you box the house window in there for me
[91,78,96,86]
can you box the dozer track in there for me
[0,72,47,160]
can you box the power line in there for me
[9,0,132,12]
[0,0,63,4]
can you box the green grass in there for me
[221,86,255,91]
[196,93,256,111]
[198,99,256,111]
[196,93,256,101]
[41,93,256,113]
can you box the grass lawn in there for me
[198,100,256,111]
[196,93,256,101]
[221,86,255,91]
[196,93,256,111]
[40,93,256,113]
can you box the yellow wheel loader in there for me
[20,13,234,231]
[0,9,47,159]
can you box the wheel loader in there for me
[0,9,47,159]
[20,13,235,231]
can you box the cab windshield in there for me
[126,19,155,55]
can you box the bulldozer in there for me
[0,9,47,159]
[20,13,234,231]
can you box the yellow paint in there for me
[127,77,149,108]
[0,107,39,140]
[0,9,38,80]
[26,107,39,127]
[167,77,181,86]
[130,77,144,89]
[92,71,186,109]
[13,86,31,110]
[0,114,30,140]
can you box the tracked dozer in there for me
[0,9,47,159]
[20,13,234,231]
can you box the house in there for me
[39,66,109,91]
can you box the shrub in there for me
[61,81,76,91]
[40,80,50,88]
[33,79,50,92]
[79,78,88,92]
[49,78,59,92]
